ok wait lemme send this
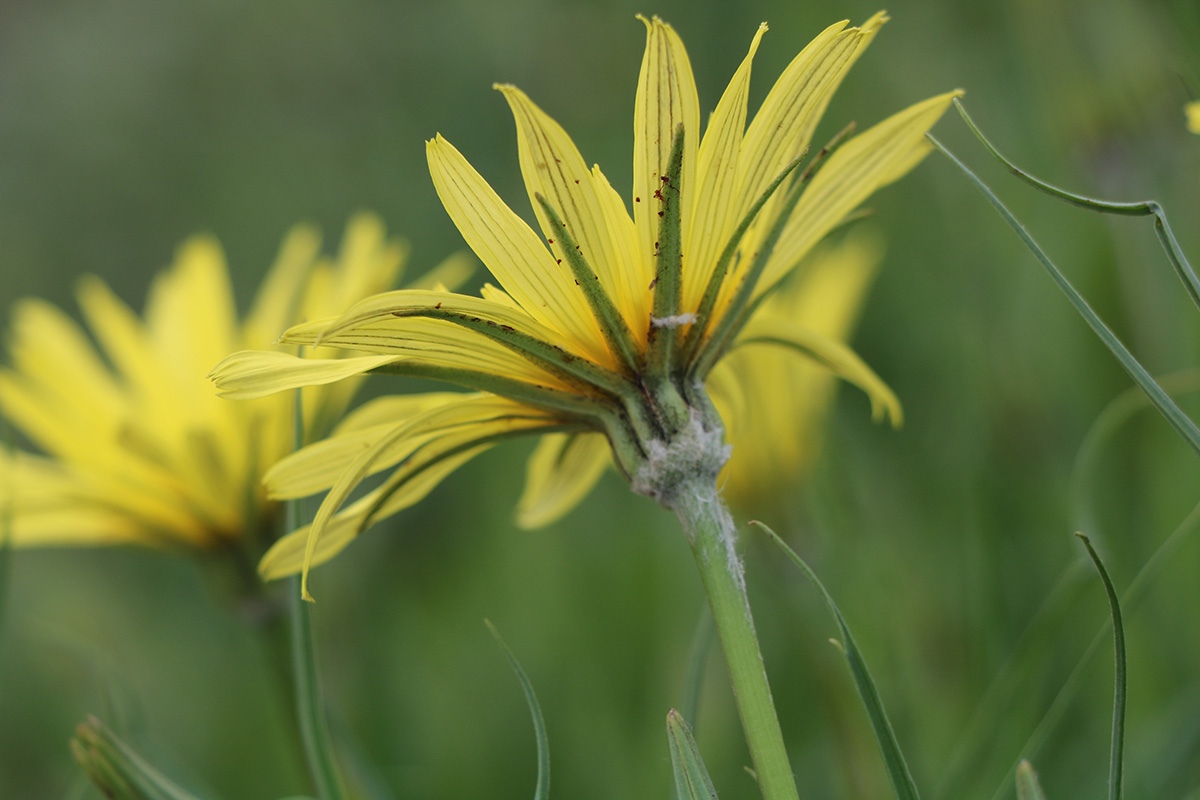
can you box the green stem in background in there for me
[288,390,347,800]
[672,480,799,800]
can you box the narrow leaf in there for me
[1015,760,1048,800]
[952,98,1200,312]
[486,621,550,800]
[928,134,1200,458]
[1075,533,1126,800]
[667,709,719,800]
[754,521,920,800]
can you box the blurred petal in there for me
[515,432,610,529]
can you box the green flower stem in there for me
[289,573,347,800]
[674,481,799,800]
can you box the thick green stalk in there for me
[673,481,799,800]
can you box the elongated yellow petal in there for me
[295,395,560,597]
[633,16,700,280]
[258,445,486,581]
[515,432,610,529]
[756,90,962,295]
[737,13,886,212]
[210,350,402,400]
[302,213,410,324]
[733,317,901,425]
[590,164,652,345]
[264,393,486,498]
[427,134,611,366]
[498,85,646,340]
[683,22,767,312]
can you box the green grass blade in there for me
[666,710,719,800]
[928,134,1200,458]
[1075,534,1126,800]
[287,391,347,800]
[952,98,1200,312]
[486,621,550,800]
[680,609,714,735]
[988,498,1200,800]
[754,522,920,800]
[71,716,206,800]
[1015,760,1048,800]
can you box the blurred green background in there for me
[3,0,1200,798]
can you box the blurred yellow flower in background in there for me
[710,233,888,513]
[0,214,467,553]
[213,14,955,594]
[1187,101,1200,134]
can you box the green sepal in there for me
[535,194,642,378]
[646,125,687,382]
[369,362,613,423]
[755,521,921,800]
[388,305,631,396]
[680,152,807,368]
[667,709,719,800]
[688,164,807,382]
[486,621,550,800]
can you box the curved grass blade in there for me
[486,620,549,800]
[927,135,1200,458]
[988,498,1200,800]
[753,521,920,800]
[667,709,719,800]
[1075,533,1126,800]
[287,391,348,800]
[952,99,1200,312]
[1015,760,1048,800]
[71,716,205,800]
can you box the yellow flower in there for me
[711,233,888,513]
[212,14,959,596]
[0,214,468,552]
[1187,101,1200,135]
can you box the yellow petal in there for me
[590,164,652,345]
[301,213,409,323]
[427,134,610,366]
[1186,101,1200,135]
[498,85,646,341]
[515,432,610,529]
[756,90,961,296]
[295,394,559,597]
[633,16,700,285]
[737,13,886,212]
[264,392,476,498]
[258,445,485,582]
[210,350,402,400]
[683,22,767,312]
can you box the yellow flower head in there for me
[0,214,464,553]
[212,14,959,597]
